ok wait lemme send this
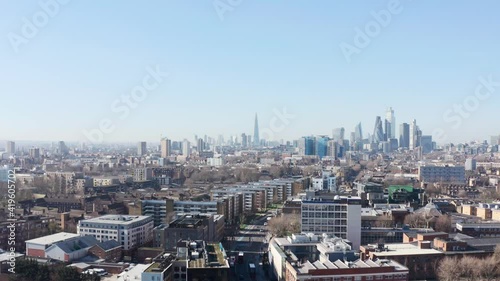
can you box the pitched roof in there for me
[47,236,99,254]
[95,240,121,251]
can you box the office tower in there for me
[332,128,345,143]
[197,138,205,153]
[298,136,316,156]
[6,141,15,155]
[301,196,362,249]
[385,107,396,139]
[172,141,181,151]
[372,116,384,144]
[253,113,260,146]
[137,141,147,156]
[389,138,399,152]
[182,140,191,156]
[409,119,418,150]
[241,133,247,148]
[384,119,391,141]
[399,123,410,149]
[315,136,329,159]
[217,135,224,146]
[354,123,363,142]
[327,140,338,158]
[491,136,500,146]
[29,147,40,159]
[78,215,154,251]
[415,128,422,148]
[420,135,433,154]
[160,138,171,158]
[58,141,68,155]
[247,135,252,147]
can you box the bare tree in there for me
[458,256,479,281]
[474,257,499,281]
[434,215,452,233]
[268,214,301,238]
[404,213,426,228]
[493,244,500,262]
[437,257,461,281]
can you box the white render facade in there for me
[301,197,361,249]
[78,215,154,250]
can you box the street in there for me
[223,214,272,281]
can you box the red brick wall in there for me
[27,248,45,258]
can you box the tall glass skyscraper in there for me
[253,113,260,146]
[372,116,384,143]
[385,107,396,139]
[399,123,410,149]
[315,136,329,159]
[354,123,363,142]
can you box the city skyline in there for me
[1,1,500,143]
[0,108,499,146]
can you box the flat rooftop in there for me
[189,243,227,268]
[369,243,442,257]
[81,215,151,225]
[295,259,408,275]
[26,232,79,246]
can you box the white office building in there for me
[77,215,154,250]
[301,196,362,249]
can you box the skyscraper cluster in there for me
[298,107,435,157]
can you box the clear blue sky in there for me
[1,0,499,144]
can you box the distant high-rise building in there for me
[58,141,68,155]
[172,141,181,151]
[332,128,345,144]
[349,132,356,149]
[217,135,224,146]
[241,133,247,148]
[299,136,316,156]
[29,147,40,159]
[253,113,260,146]
[138,141,147,156]
[197,138,205,153]
[6,141,15,155]
[409,119,418,150]
[415,128,422,149]
[315,136,329,159]
[384,119,391,141]
[327,140,338,158]
[490,135,500,146]
[182,140,191,157]
[385,107,396,139]
[420,135,433,154]
[372,116,384,143]
[399,123,410,149]
[160,138,171,158]
[354,123,363,142]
